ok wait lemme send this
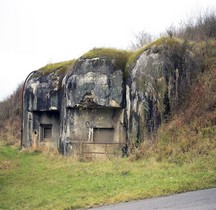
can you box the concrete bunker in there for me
[22,49,130,157]
[22,63,66,151]
[22,40,196,157]
[60,55,128,157]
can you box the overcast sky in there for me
[0,0,215,101]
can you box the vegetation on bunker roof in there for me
[126,37,185,72]
[80,47,133,74]
[33,59,76,78]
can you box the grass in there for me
[1,144,216,210]
[126,37,184,71]
[34,59,76,77]
[80,48,132,78]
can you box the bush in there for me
[0,84,23,144]
[167,9,216,41]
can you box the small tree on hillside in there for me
[130,30,153,50]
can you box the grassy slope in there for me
[130,68,216,162]
[1,145,216,210]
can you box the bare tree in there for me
[166,25,176,38]
[169,9,216,41]
[130,30,153,50]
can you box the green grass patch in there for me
[1,145,216,210]
[34,59,76,77]
[126,37,184,72]
[80,48,132,78]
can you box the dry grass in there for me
[130,67,216,164]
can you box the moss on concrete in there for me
[126,37,184,72]
[31,38,192,80]
[80,48,132,77]
[35,59,76,77]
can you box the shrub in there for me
[167,9,216,41]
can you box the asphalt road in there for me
[89,188,216,210]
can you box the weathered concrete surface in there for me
[65,58,124,108]
[61,57,126,156]
[31,111,60,149]
[25,70,64,111]
[127,48,164,141]
[22,68,66,148]
[127,40,198,141]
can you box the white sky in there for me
[0,0,215,101]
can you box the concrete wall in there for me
[62,107,126,156]
[24,111,60,150]
[65,108,125,142]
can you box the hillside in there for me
[0,11,216,210]
[0,12,215,154]
[0,39,215,148]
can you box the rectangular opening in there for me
[41,124,52,140]
[93,128,114,143]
